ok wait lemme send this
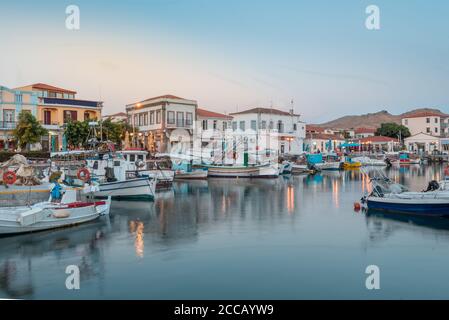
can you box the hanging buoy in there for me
[3,171,17,185]
[354,202,361,211]
[77,168,91,182]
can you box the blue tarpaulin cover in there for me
[306,154,323,164]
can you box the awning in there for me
[341,142,360,148]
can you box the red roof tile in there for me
[197,108,232,119]
[355,127,377,134]
[402,111,448,119]
[355,136,399,143]
[306,125,325,133]
[306,133,344,141]
[30,83,77,94]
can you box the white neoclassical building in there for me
[229,107,306,155]
[126,95,197,153]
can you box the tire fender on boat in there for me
[77,168,91,182]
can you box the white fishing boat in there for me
[0,185,111,236]
[91,176,156,200]
[116,149,174,189]
[85,154,157,200]
[206,165,261,178]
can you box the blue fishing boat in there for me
[361,169,449,217]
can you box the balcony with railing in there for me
[39,120,61,130]
[0,121,17,130]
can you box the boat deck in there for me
[0,206,32,222]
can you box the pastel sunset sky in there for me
[1,0,448,122]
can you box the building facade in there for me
[402,111,446,137]
[304,133,345,153]
[0,85,39,150]
[229,107,306,155]
[13,83,103,151]
[354,136,399,152]
[194,108,232,163]
[404,132,441,153]
[354,127,376,139]
[126,95,197,154]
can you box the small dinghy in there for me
[291,164,310,175]
[0,183,111,236]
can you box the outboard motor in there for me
[425,180,440,192]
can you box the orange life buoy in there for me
[77,168,91,181]
[3,171,17,185]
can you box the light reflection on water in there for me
[1,164,449,299]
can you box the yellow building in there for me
[12,83,103,151]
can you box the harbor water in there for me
[2,164,449,299]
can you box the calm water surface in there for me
[2,164,449,299]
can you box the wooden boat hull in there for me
[343,162,362,169]
[95,177,155,200]
[315,162,341,171]
[257,165,280,178]
[291,165,309,175]
[395,160,421,165]
[174,170,208,180]
[0,200,110,236]
[207,166,260,178]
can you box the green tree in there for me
[100,119,132,146]
[64,120,90,148]
[13,111,48,150]
[376,122,411,140]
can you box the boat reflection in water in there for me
[0,219,110,299]
[4,164,449,299]
[366,209,449,232]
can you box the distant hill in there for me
[316,108,446,129]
